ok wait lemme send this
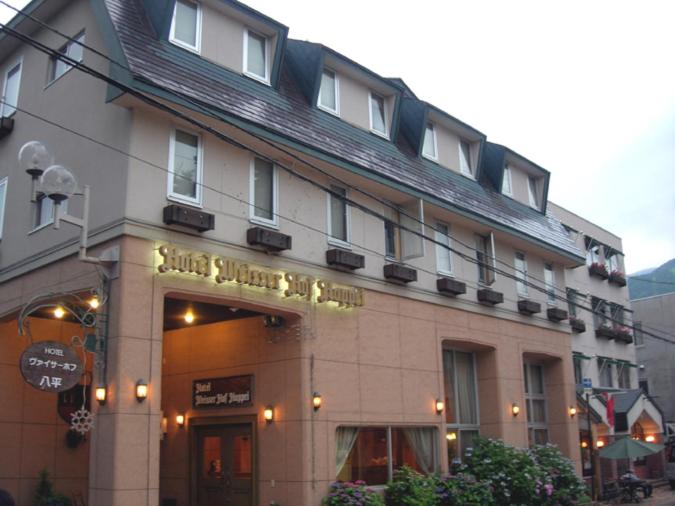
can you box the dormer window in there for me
[369,92,387,137]
[244,29,269,84]
[501,165,513,196]
[169,0,201,53]
[422,123,437,160]
[527,177,539,209]
[459,140,472,176]
[318,69,339,115]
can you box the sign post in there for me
[20,341,83,393]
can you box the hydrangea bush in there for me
[323,438,589,506]
[322,480,385,506]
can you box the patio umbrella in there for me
[599,438,664,459]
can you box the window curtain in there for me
[403,428,437,474]
[335,427,359,475]
[455,351,477,424]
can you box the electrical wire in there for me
[0,0,588,298]
[1,21,673,347]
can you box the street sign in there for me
[20,341,83,393]
[582,377,592,389]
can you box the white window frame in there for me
[0,176,7,239]
[459,139,473,177]
[515,251,529,297]
[48,32,85,84]
[476,232,496,285]
[169,0,202,54]
[1,57,23,118]
[317,68,340,116]
[501,164,513,196]
[524,362,548,446]
[243,28,270,85]
[368,91,388,138]
[527,176,539,209]
[326,184,351,248]
[249,157,279,228]
[422,123,438,161]
[544,263,556,305]
[167,128,203,207]
[598,358,614,388]
[435,221,453,276]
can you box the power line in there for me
[2,21,674,348]
[0,0,586,300]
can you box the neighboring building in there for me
[0,1,641,505]
[633,292,675,435]
[549,203,665,485]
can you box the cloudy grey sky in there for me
[1,0,673,272]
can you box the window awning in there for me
[573,351,592,360]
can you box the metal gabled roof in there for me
[97,0,584,263]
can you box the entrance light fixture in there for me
[645,435,655,443]
[53,306,66,319]
[596,440,605,448]
[263,406,274,423]
[446,432,457,441]
[312,392,322,411]
[176,414,185,427]
[184,310,195,324]
[435,399,444,414]
[88,296,100,310]
[569,406,577,418]
[135,380,148,402]
[95,385,107,405]
[511,403,520,417]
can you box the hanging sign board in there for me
[193,375,253,409]
[20,341,83,393]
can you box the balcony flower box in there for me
[437,277,466,296]
[588,262,609,280]
[326,249,365,270]
[569,317,586,333]
[609,270,627,287]
[246,227,292,252]
[518,299,541,315]
[547,307,568,322]
[383,263,417,283]
[0,116,14,140]
[595,325,617,339]
[614,325,633,344]
[477,288,503,305]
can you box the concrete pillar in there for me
[88,242,161,506]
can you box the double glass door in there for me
[194,423,253,506]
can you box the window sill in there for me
[422,153,438,163]
[327,237,351,250]
[243,71,270,86]
[369,128,389,140]
[249,216,279,230]
[167,195,203,209]
[460,170,475,180]
[437,269,454,277]
[317,104,340,117]
[28,221,53,235]
[169,38,201,55]
[44,63,80,90]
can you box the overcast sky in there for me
[1,0,673,272]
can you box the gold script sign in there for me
[157,245,364,308]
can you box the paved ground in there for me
[603,486,675,505]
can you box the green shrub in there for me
[529,444,588,505]
[322,480,384,506]
[385,467,436,505]
[434,473,494,506]
[33,470,72,506]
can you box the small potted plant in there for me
[609,269,627,286]
[569,316,586,333]
[588,262,609,280]
[614,325,633,343]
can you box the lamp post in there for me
[20,141,119,276]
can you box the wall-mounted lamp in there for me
[135,380,148,402]
[176,414,185,428]
[596,440,605,448]
[312,392,322,411]
[263,315,284,328]
[435,399,445,414]
[88,296,100,310]
[95,385,107,406]
[645,435,656,443]
[446,431,457,441]
[161,416,168,439]
[263,406,274,423]
[54,306,65,319]
[581,441,588,448]
[184,310,195,324]
[511,403,520,417]
[568,406,577,418]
